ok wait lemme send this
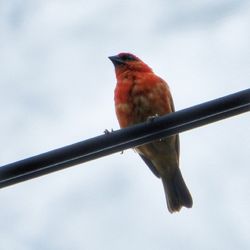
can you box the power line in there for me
[0,88,249,189]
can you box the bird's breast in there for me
[115,73,171,128]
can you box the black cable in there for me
[0,88,249,189]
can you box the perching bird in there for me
[109,52,192,213]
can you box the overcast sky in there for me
[0,0,250,249]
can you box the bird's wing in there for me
[138,153,160,178]
[169,92,175,112]
[175,134,180,161]
[169,92,180,160]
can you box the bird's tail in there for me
[162,167,193,213]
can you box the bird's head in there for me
[109,53,152,75]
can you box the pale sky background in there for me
[0,0,250,249]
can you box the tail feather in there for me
[162,168,193,213]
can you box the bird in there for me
[109,52,192,213]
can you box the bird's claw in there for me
[147,114,159,122]
[104,129,124,154]
[104,128,114,134]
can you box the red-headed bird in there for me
[109,53,192,213]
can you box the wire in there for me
[0,88,249,189]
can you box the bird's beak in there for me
[108,55,125,66]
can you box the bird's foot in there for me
[104,128,114,134]
[147,114,159,122]
[104,128,123,154]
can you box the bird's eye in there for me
[119,54,136,61]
